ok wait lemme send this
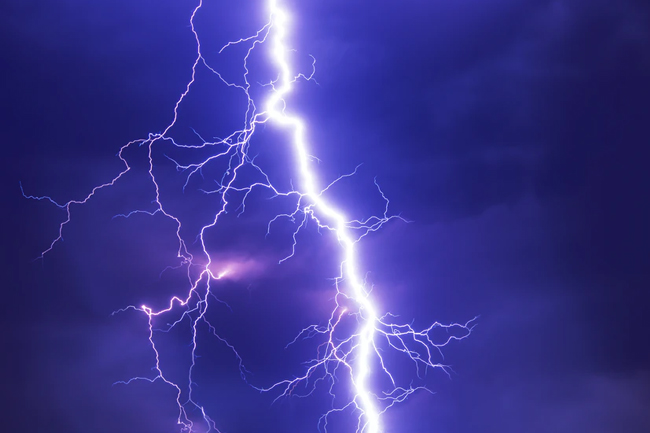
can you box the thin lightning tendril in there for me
[25,1,475,432]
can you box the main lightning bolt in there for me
[25,1,475,432]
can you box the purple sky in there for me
[3,1,650,432]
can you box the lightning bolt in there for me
[24,1,475,432]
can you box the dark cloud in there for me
[2,1,649,432]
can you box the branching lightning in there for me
[25,1,475,432]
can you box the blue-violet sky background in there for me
[2,0,650,432]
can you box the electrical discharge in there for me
[25,1,475,432]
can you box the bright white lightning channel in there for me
[265,3,382,431]
[25,1,475,432]
[261,3,474,432]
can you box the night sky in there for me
[3,0,650,432]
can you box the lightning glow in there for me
[25,1,475,432]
